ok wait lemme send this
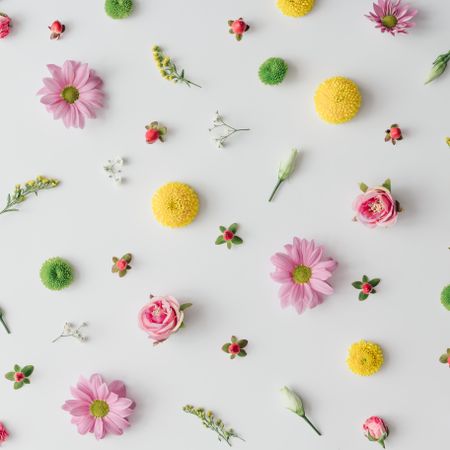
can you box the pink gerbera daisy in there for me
[270,237,337,314]
[37,60,104,129]
[365,0,417,36]
[62,374,135,440]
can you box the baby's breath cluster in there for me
[182,405,242,446]
[0,176,59,215]
[152,45,201,88]
[52,322,88,343]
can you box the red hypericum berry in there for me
[14,372,25,382]
[145,128,160,144]
[223,230,234,241]
[447,356,450,366]
[116,259,128,271]
[390,127,402,140]
[232,19,247,35]
[361,283,373,294]
[228,343,241,354]
[49,20,65,40]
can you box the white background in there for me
[0,0,449,449]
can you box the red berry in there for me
[50,21,63,33]
[390,127,402,140]
[223,230,234,241]
[228,343,241,354]
[116,259,128,271]
[14,372,25,382]
[145,128,160,144]
[447,356,450,366]
[362,283,373,294]
[232,19,247,35]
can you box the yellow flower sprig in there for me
[152,45,201,88]
[0,176,59,215]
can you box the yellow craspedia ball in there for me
[152,182,199,228]
[277,0,315,17]
[347,340,384,376]
[314,76,362,124]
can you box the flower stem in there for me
[302,415,321,436]
[268,179,283,202]
[0,315,10,334]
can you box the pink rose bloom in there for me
[0,14,11,39]
[138,295,184,344]
[116,259,128,271]
[0,422,9,444]
[363,416,389,448]
[353,187,398,228]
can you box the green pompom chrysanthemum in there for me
[258,57,288,85]
[441,285,450,310]
[105,0,133,19]
[40,257,74,291]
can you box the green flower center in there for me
[61,86,79,104]
[381,15,398,28]
[292,265,312,284]
[90,400,110,418]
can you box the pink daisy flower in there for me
[270,238,337,314]
[365,0,417,36]
[37,60,104,129]
[62,374,135,440]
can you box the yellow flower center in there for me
[90,400,109,418]
[292,265,312,284]
[61,86,79,104]
[381,15,398,28]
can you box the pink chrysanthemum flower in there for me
[270,238,337,314]
[62,374,135,440]
[37,60,104,129]
[365,0,417,36]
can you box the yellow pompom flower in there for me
[152,182,199,228]
[277,0,315,17]
[347,340,384,376]
[314,76,362,124]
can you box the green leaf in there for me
[181,69,184,79]
[352,281,363,289]
[362,275,369,282]
[228,223,238,233]
[14,364,20,372]
[222,343,230,353]
[369,278,381,287]
[231,236,243,245]
[382,179,391,192]
[122,253,132,262]
[446,348,450,355]
[118,270,126,278]
[439,354,448,363]
[359,182,368,193]
[215,236,225,245]
[23,378,30,384]
[238,349,247,357]
[112,257,118,263]
[13,381,24,390]
[231,336,237,343]
[230,354,236,360]
[112,265,119,273]
[359,292,369,301]
[5,372,15,381]
[219,226,226,232]
[226,241,232,249]
[371,289,377,294]
[180,303,192,311]
[237,339,248,348]
[22,365,34,377]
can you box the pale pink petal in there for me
[70,386,93,402]
[73,63,90,88]
[271,253,295,272]
[271,271,293,283]
[310,278,334,295]
[311,268,332,280]
[94,418,105,440]
[40,93,61,105]
[76,416,95,435]
[107,412,129,430]
[104,417,124,435]
[62,60,76,85]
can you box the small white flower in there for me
[280,386,304,416]
[103,157,124,184]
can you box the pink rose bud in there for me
[228,342,241,354]
[232,19,248,35]
[116,259,128,271]
[362,283,373,294]
[138,296,184,344]
[0,14,11,39]
[353,187,398,228]
[363,416,389,448]
[145,128,160,144]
